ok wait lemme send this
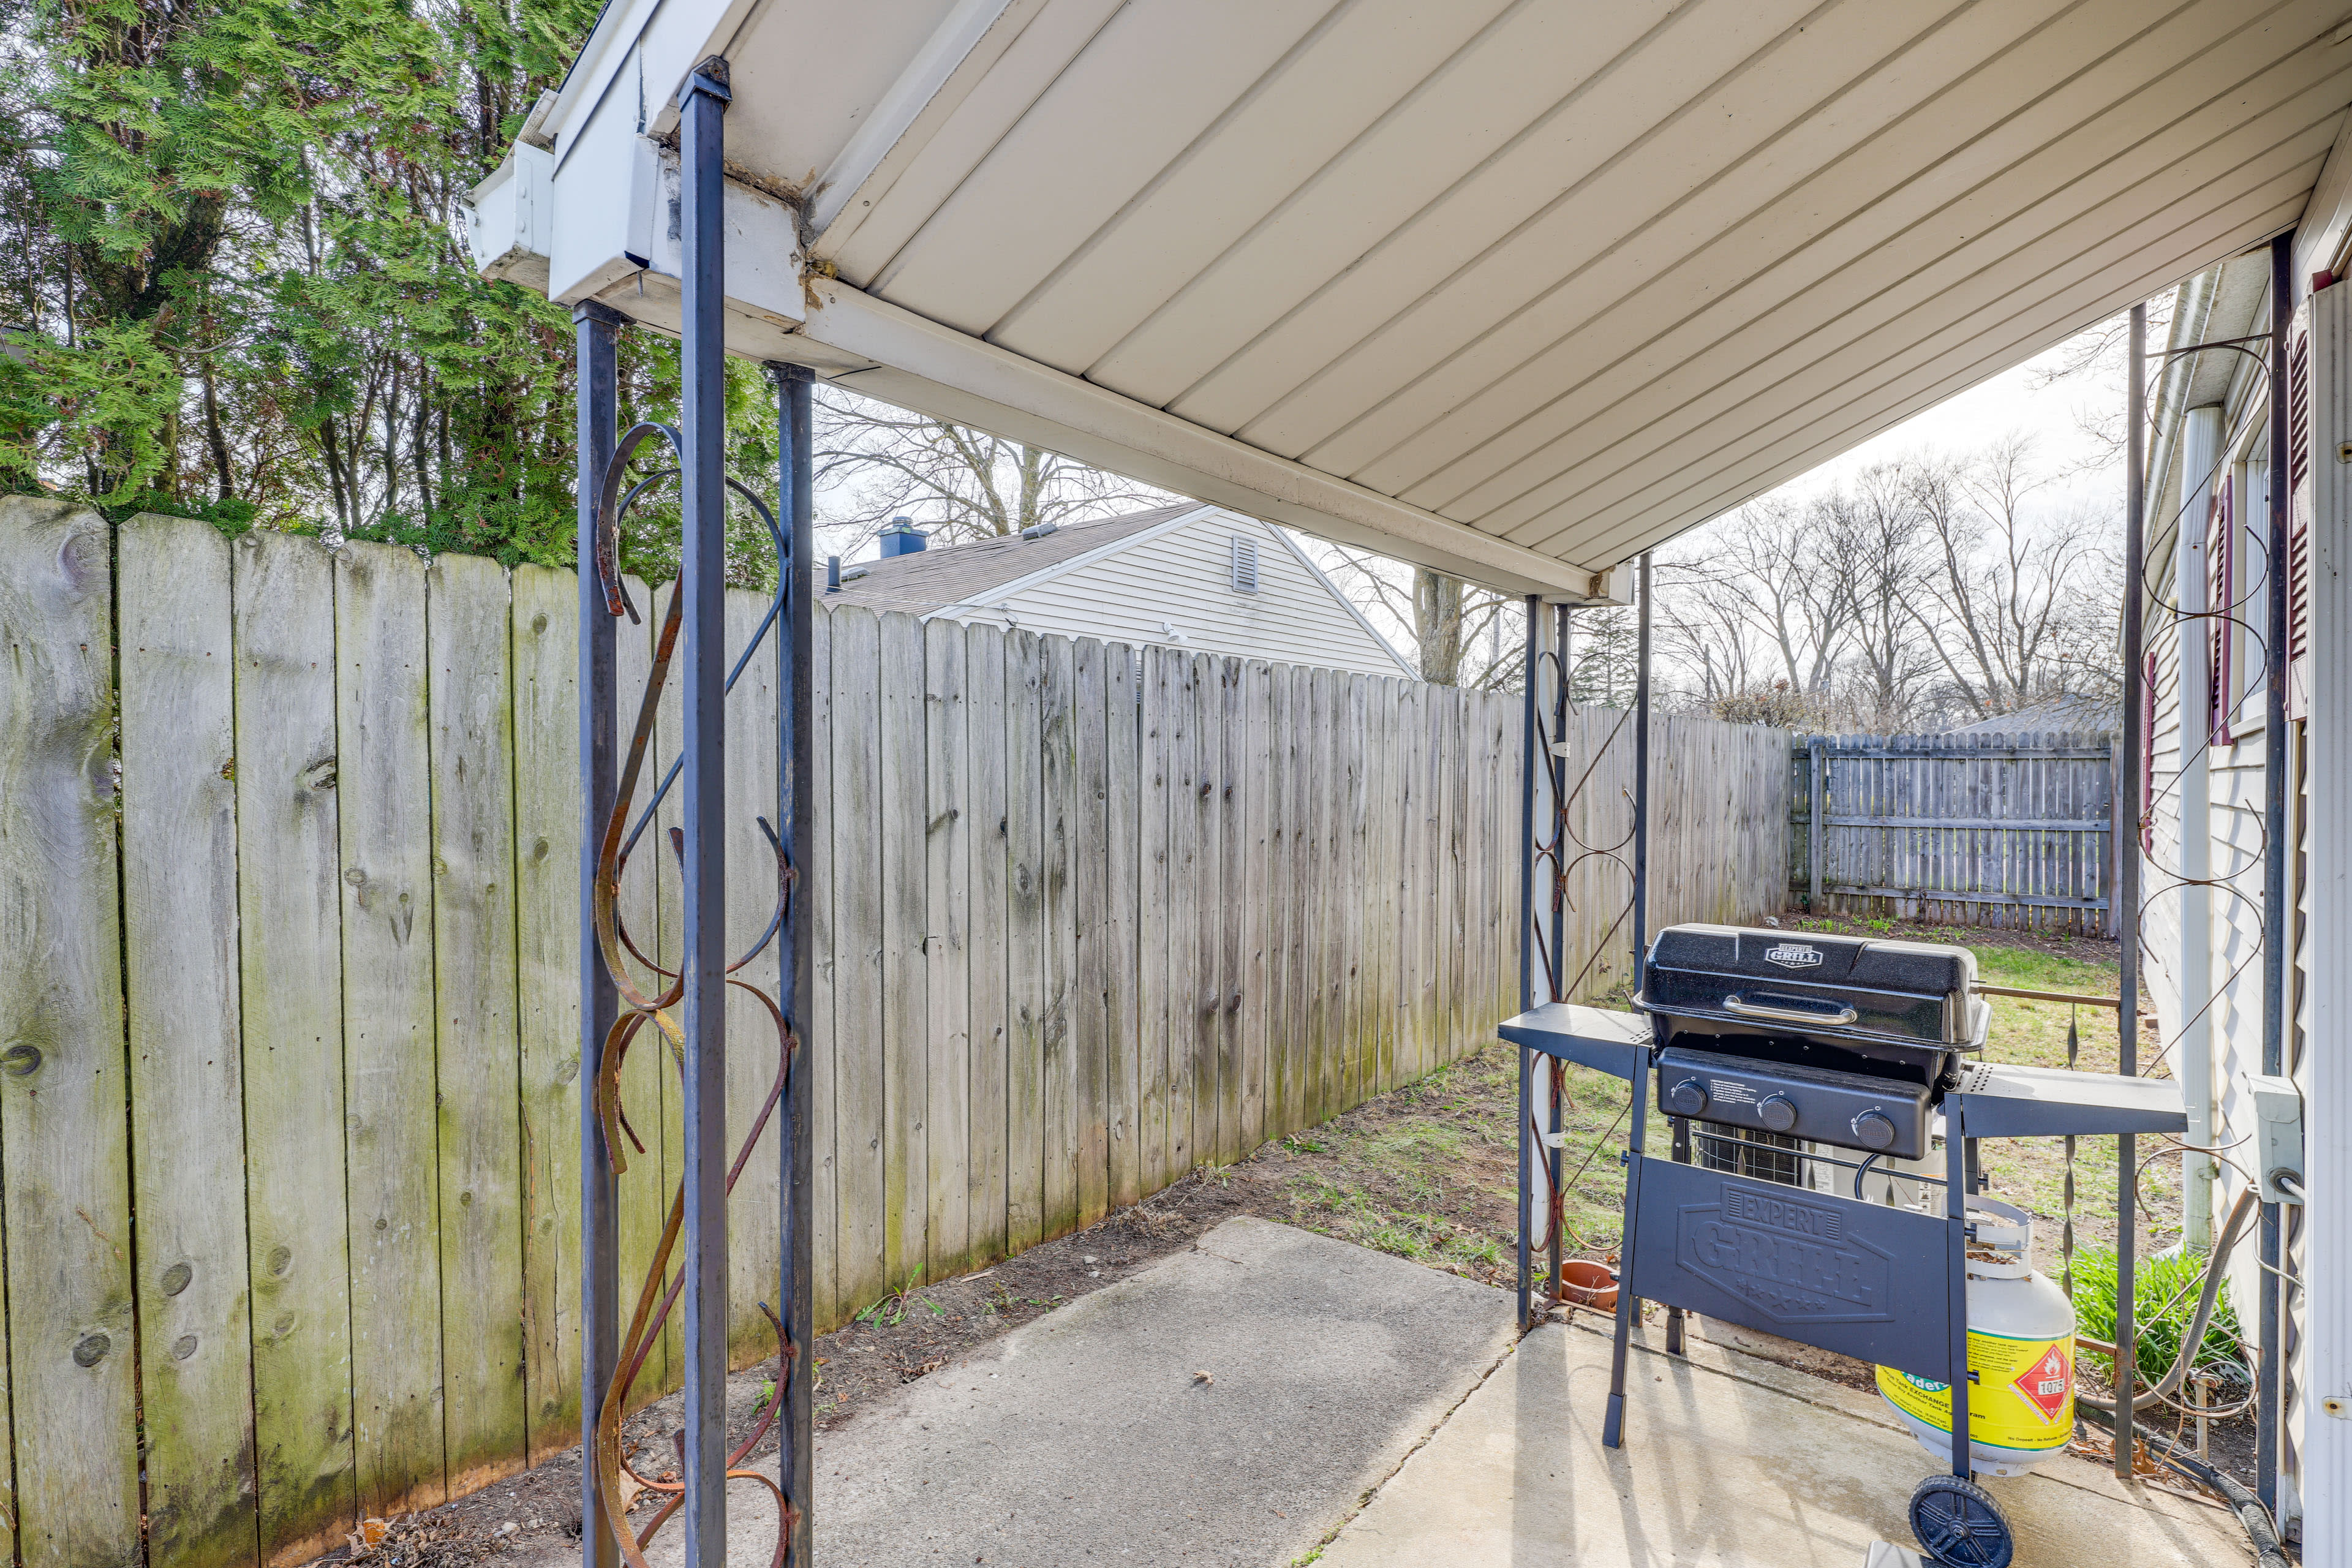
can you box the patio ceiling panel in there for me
[1564,164,2321,560]
[1501,85,2352,555]
[1347,0,2347,518]
[1170,0,1975,456]
[500,0,2352,590]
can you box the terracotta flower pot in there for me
[1559,1259,1619,1311]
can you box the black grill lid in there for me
[1642,924,1985,1050]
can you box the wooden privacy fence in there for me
[1545,704,1794,1002]
[0,500,1791,1568]
[1790,731,2118,934]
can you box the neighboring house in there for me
[820,502,1416,680]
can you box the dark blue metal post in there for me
[1517,595,1537,1329]
[1549,603,1569,1307]
[1631,556,1651,1001]
[575,298,624,1568]
[2116,300,2147,1481]
[2258,232,2294,1512]
[677,53,733,1561]
[772,360,816,1564]
[1602,555,1654,1450]
[1947,1115,1972,1477]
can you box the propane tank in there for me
[1875,1198,2075,1477]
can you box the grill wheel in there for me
[1907,1473,2013,1567]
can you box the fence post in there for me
[1807,736,1826,913]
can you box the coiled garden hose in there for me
[2076,1188,2258,1415]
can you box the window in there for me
[1229,535,1259,594]
[2212,452,2280,742]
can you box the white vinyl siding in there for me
[933,510,1412,679]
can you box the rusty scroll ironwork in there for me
[587,424,797,1568]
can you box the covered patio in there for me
[462,4,2352,1564]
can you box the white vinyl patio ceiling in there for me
[488,0,2352,595]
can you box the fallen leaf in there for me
[1193,1370,1215,1385]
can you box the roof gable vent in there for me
[1229,535,1259,594]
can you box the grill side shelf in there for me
[1950,1063,2187,1139]
[1499,1003,1651,1080]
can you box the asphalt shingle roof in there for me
[815,503,1199,616]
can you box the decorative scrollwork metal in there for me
[589,423,798,1568]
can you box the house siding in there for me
[936,512,1411,679]
[2142,266,2346,1537]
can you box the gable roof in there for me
[816,500,1417,677]
[816,503,1200,616]
[1944,695,2120,737]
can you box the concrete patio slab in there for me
[522,1216,1517,1567]
[1317,1314,2255,1568]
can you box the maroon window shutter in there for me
[2139,650,2158,853]
[2289,328,2313,721]
[2211,478,2234,746]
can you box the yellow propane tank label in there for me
[1877,1332,2075,1453]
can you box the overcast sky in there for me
[1733,317,2125,517]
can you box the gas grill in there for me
[1643,924,1988,1166]
[1499,921,2189,1566]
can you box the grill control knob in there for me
[1758,1093,1798,1133]
[1853,1110,1897,1150]
[1666,1078,1707,1117]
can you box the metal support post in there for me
[2258,230,2294,1513]
[1517,595,1538,1329]
[772,360,816,1563]
[677,54,733,1561]
[1631,556,1652,996]
[1602,554,1656,1450]
[1547,603,1570,1308]
[1947,1123,1972,1479]
[2116,300,2146,1482]
[575,297,624,1568]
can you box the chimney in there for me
[877,516,927,557]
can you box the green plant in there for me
[2070,1244,2248,1388]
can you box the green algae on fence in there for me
[0,521,1804,1561]
[120,516,262,1568]
[233,529,360,1564]
[336,542,449,1519]
[510,563,584,1460]
[0,500,141,1566]
[427,554,529,1495]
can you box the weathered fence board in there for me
[119,516,260,1568]
[1003,630,1046,1252]
[964,622,1009,1267]
[0,518,1800,1561]
[510,564,580,1461]
[610,575,668,1409]
[832,605,886,1319]
[805,608,840,1325]
[724,587,784,1365]
[336,542,447,1519]
[428,553,529,1494]
[1790,731,2116,933]
[924,618,972,1280]
[1,502,141,1567]
[230,530,356,1564]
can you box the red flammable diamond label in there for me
[2013,1345,2071,1422]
